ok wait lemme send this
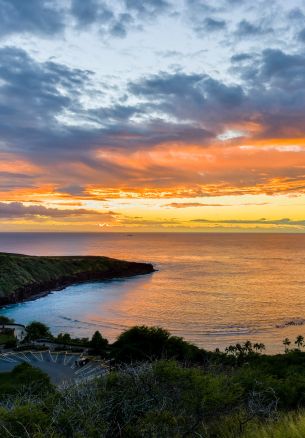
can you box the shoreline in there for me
[0,253,155,307]
[0,271,155,309]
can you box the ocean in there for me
[0,232,305,353]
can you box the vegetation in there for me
[112,325,205,362]
[0,363,53,398]
[89,330,108,355]
[242,412,305,437]
[0,329,15,345]
[0,252,154,302]
[0,316,14,324]
[0,316,16,346]
[55,332,90,347]
[25,321,52,341]
[1,325,305,436]
[0,335,17,348]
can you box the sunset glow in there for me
[1,0,305,232]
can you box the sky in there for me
[1,0,305,232]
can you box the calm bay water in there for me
[1,232,305,353]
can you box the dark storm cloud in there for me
[0,0,65,37]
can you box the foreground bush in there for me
[0,361,277,437]
[0,363,53,398]
[2,326,305,436]
[243,412,305,438]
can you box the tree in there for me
[57,332,71,345]
[244,340,253,353]
[26,321,52,341]
[0,316,14,324]
[225,345,237,356]
[253,343,265,354]
[112,326,171,361]
[295,335,304,350]
[111,326,206,363]
[283,337,291,353]
[90,331,108,355]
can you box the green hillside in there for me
[0,253,154,303]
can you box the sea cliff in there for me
[0,252,154,306]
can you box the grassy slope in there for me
[0,252,153,299]
[243,413,305,438]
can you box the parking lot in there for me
[0,351,107,385]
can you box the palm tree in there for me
[243,340,252,353]
[295,335,304,350]
[225,345,237,356]
[283,338,291,353]
[253,342,265,354]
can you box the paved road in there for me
[0,351,106,385]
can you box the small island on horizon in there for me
[0,252,154,307]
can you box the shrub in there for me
[89,330,108,355]
[26,321,52,341]
[111,325,207,363]
[4,338,17,349]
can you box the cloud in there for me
[129,71,244,125]
[127,47,305,143]
[0,0,172,40]
[124,0,170,18]
[0,46,94,156]
[0,48,213,163]
[189,16,227,35]
[298,28,305,42]
[56,185,88,197]
[1,43,305,201]
[70,0,171,38]
[0,0,297,46]
[191,218,305,226]
[203,17,227,32]
[288,7,305,22]
[0,202,117,221]
[0,0,65,38]
[164,202,230,208]
[231,53,254,63]
[235,20,272,38]
[70,0,114,29]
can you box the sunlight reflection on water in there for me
[1,232,305,353]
